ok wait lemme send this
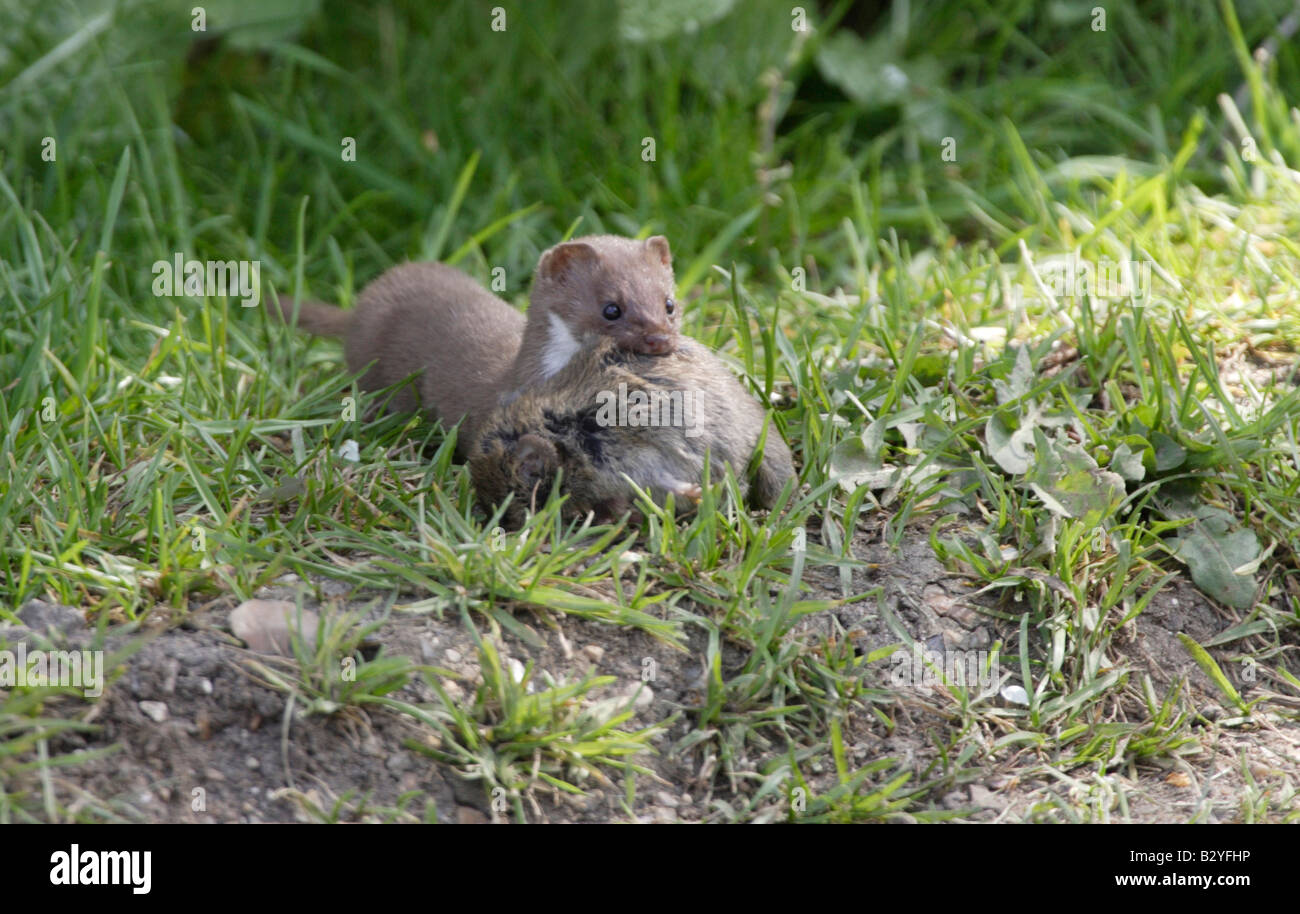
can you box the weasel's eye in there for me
[602,302,622,320]
[665,298,675,315]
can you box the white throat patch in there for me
[541,311,582,378]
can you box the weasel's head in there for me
[532,235,679,376]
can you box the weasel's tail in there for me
[269,292,354,337]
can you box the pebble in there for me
[655,791,679,808]
[651,806,676,824]
[583,644,605,662]
[457,806,490,825]
[229,599,319,656]
[245,756,260,770]
[138,701,169,723]
[969,784,1006,811]
[444,648,463,663]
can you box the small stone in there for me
[583,644,605,662]
[444,648,463,663]
[199,678,214,695]
[632,686,654,709]
[969,784,1006,811]
[441,679,464,701]
[229,599,318,656]
[654,791,679,808]
[245,756,260,770]
[457,806,490,825]
[651,806,676,824]
[161,658,180,695]
[194,708,211,740]
[138,701,169,723]
[386,752,412,773]
[1000,684,1030,706]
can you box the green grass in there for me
[3,0,1300,822]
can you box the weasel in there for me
[271,235,679,454]
[469,335,796,526]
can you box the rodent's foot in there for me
[675,482,703,503]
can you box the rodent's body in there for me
[271,235,679,456]
[470,336,796,525]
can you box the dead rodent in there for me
[470,336,795,526]
[270,235,679,454]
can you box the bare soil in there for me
[8,523,1299,824]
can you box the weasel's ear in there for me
[537,241,598,282]
[644,235,671,267]
[515,434,558,489]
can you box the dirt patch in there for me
[5,524,1298,823]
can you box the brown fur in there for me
[470,336,796,526]
[506,234,679,395]
[272,262,524,452]
[270,236,679,455]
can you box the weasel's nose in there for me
[639,333,674,355]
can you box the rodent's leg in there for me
[515,434,558,490]
[591,494,638,526]
[650,476,702,505]
[674,482,703,502]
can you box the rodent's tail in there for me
[269,292,353,337]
